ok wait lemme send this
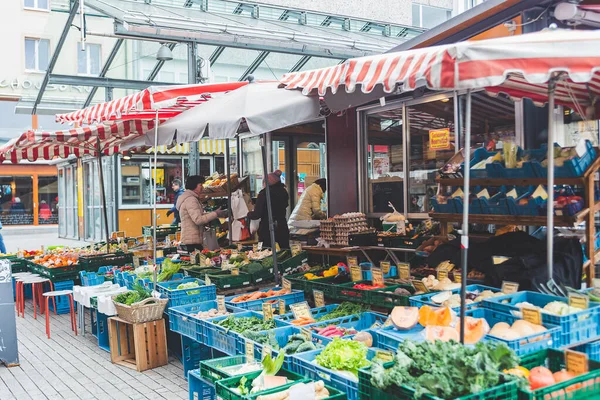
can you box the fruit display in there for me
[32,254,78,268]
[203,173,239,193]
[514,300,585,316]
[489,319,548,341]
[429,289,505,308]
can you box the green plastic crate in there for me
[9,258,30,273]
[278,251,309,273]
[366,284,415,308]
[207,272,252,290]
[334,280,399,303]
[27,260,80,281]
[518,349,600,400]
[78,252,133,271]
[200,355,258,385]
[358,363,518,400]
[142,225,178,238]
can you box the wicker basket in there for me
[112,296,168,324]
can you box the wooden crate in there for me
[108,317,168,372]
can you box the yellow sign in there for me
[565,350,589,375]
[350,266,362,282]
[262,303,274,320]
[371,268,384,286]
[282,278,292,291]
[279,299,286,315]
[380,261,391,274]
[245,339,255,362]
[398,263,410,280]
[429,128,451,151]
[313,290,325,308]
[522,308,542,325]
[290,301,313,320]
[217,295,226,313]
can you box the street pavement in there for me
[1,225,88,253]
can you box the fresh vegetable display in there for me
[430,289,505,308]
[113,284,151,305]
[32,254,78,268]
[290,316,316,326]
[352,283,385,290]
[281,333,322,354]
[255,381,329,400]
[514,300,584,316]
[505,364,585,392]
[311,325,357,338]
[315,338,370,379]
[489,319,548,341]
[233,353,286,395]
[216,315,276,334]
[243,331,280,349]
[231,288,290,303]
[191,308,230,319]
[157,258,181,282]
[314,303,369,322]
[303,265,339,280]
[174,281,201,294]
[370,340,519,399]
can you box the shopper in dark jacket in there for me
[167,179,185,225]
[248,170,290,249]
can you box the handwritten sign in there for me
[290,301,313,320]
[279,299,286,315]
[371,268,384,286]
[398,263,410,280]
[412,280,429,293]
[566,350,588,374]
[376,350,394,363]
[569,293,589,309]
[380,261,391,275]
[257,242,263,251]
[454,272,462,284]
[133,256,140,268]
[262,344,272,361]
[522,307,542,325]
[350,265,362,282]
[282,278,292,291]
[501,281,519,294]
[291,243,302,257]
[347,256,358,267]
[253,244,258,252]
[437,269,448,281]
[262,303,274,320]
[217,295,226,313]
[382,316,393,328]
[301,327,312,341]
[429,128,450,151]
[204,274,212,286]
[313,290,325,308]
[245,339,255,362]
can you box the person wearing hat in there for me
[247,170,290,249]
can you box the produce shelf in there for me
[429,209,590,227]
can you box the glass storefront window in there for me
[241,136,263,197]
[120,156,186,206]
[0,176,34,225]
[38,176,58,224]
[365,110,405,214]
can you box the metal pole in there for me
[225,139,233,245]
[261,134,279,284]
[459,90,472,345]
[547,81,556,281]
[96,137,110,251]
[152,110,159,291]
[187,42,200,176]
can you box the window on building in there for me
[120,157,186,206]
[38,176,58,224]
[77,43,101,75]
[25,38,49,71]
[0,176,34,225]
[412,4,452,29]
[24,0,49,10]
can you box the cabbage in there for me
[315,338,370,377]
[543,301,582,316]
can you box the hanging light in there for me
[156,44,173,61]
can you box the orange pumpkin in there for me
[424,326,459,342]
[418,305,452,327]
[456,317,488,344]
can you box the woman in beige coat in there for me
[288,178,327,228]
[176,175,228,251]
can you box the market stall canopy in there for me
[0,120,154,163]
[55,82,248,125]
[280,28,600,114]
[127,81,321,146]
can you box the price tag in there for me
[262,302,274,320]
[313,290,325,308]
[501,281,520,294]
[231,267,239,276]
[593,278,600,288]
[253,244,258,252]
[282,277,292,291]
[257,242,263,251]
[350,265,362,282]
[176,232,182,242]
[291,243,302,257]
[133,256,140,268]
[454,272,462,284]
[262,344,272,361]
[522,307,542,325]
[380,261,391,274]
[279,299,286,315]
[17,249,23,258]
[437,269,448,281]
[217,295,226,312]
[290,301,313,320]
[371,268,384,286]
[566,350,589,374]
[370,321,382,329]
[41,245,46,255]
[398,263,410,280]
[382,316,393,328]
[231,249,239,257]
[412,280,429,293]
[569,293,589,309]
[347,256,358,267]
[245,339,255,362]
[156,250,164,258]
[122,243,128,252]
[301,327,312,341]
[204,274,212,286]
[376,350,394,363]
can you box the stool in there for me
[108,317,167,372]
[43,290,76,339]
[29,277,51,319]
[14,275,41,317]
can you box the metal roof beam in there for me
[209,46,225,64]
[289,56,311,73]
[32,0,80,114]
[48,74,173,90]
[83,38,124,107]
[239,51,269,81]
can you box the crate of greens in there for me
[112,284,167,323]
[226,287,304,311]
[157,277,216,307]
[276,302,368,326]
[199,355,263,386]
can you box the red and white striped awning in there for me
[0,120,155,163]
[55,82,248,125]
[280,29,600,113]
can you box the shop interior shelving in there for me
[430,155,600,285]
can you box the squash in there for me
[456,317,489,344]
[424,326,459,342]
[418,305,452,327]
[529,366,555,390]
[390,306,419,331]
[553,370,575,383]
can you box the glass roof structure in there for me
[29,0,425,114]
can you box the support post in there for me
[187,42,200,175]
[96,138,111,250]
[225,139,233,245]
[459,90,472,345]
[152,110,159,291]
[261,134,279,284]
[547,82,556,282]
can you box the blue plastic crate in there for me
[369,329,403,353]
[49,280,75,314]
[168,300,245,343]
[276,304,342,324]
[292,347,377,400]
[530,141,597,178]
[506,193,544,216]
[247,326,332,371]
[204,311,289,356]
[225,288,304,311]
[482,291,600,346]
[182,336,212,380]
[307,312,387,342]
[574,339,600,362]
[81,271,105,287]
[485,146,544,179]
[409,284,501,311]
[188,369,216,400]
[430,197,459,214]
[362,266,398,280]
[96,311,110,352]
[467,308,561,356]
[158,278,217,308]
[464,147,499,179]
[480,192,511,215]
